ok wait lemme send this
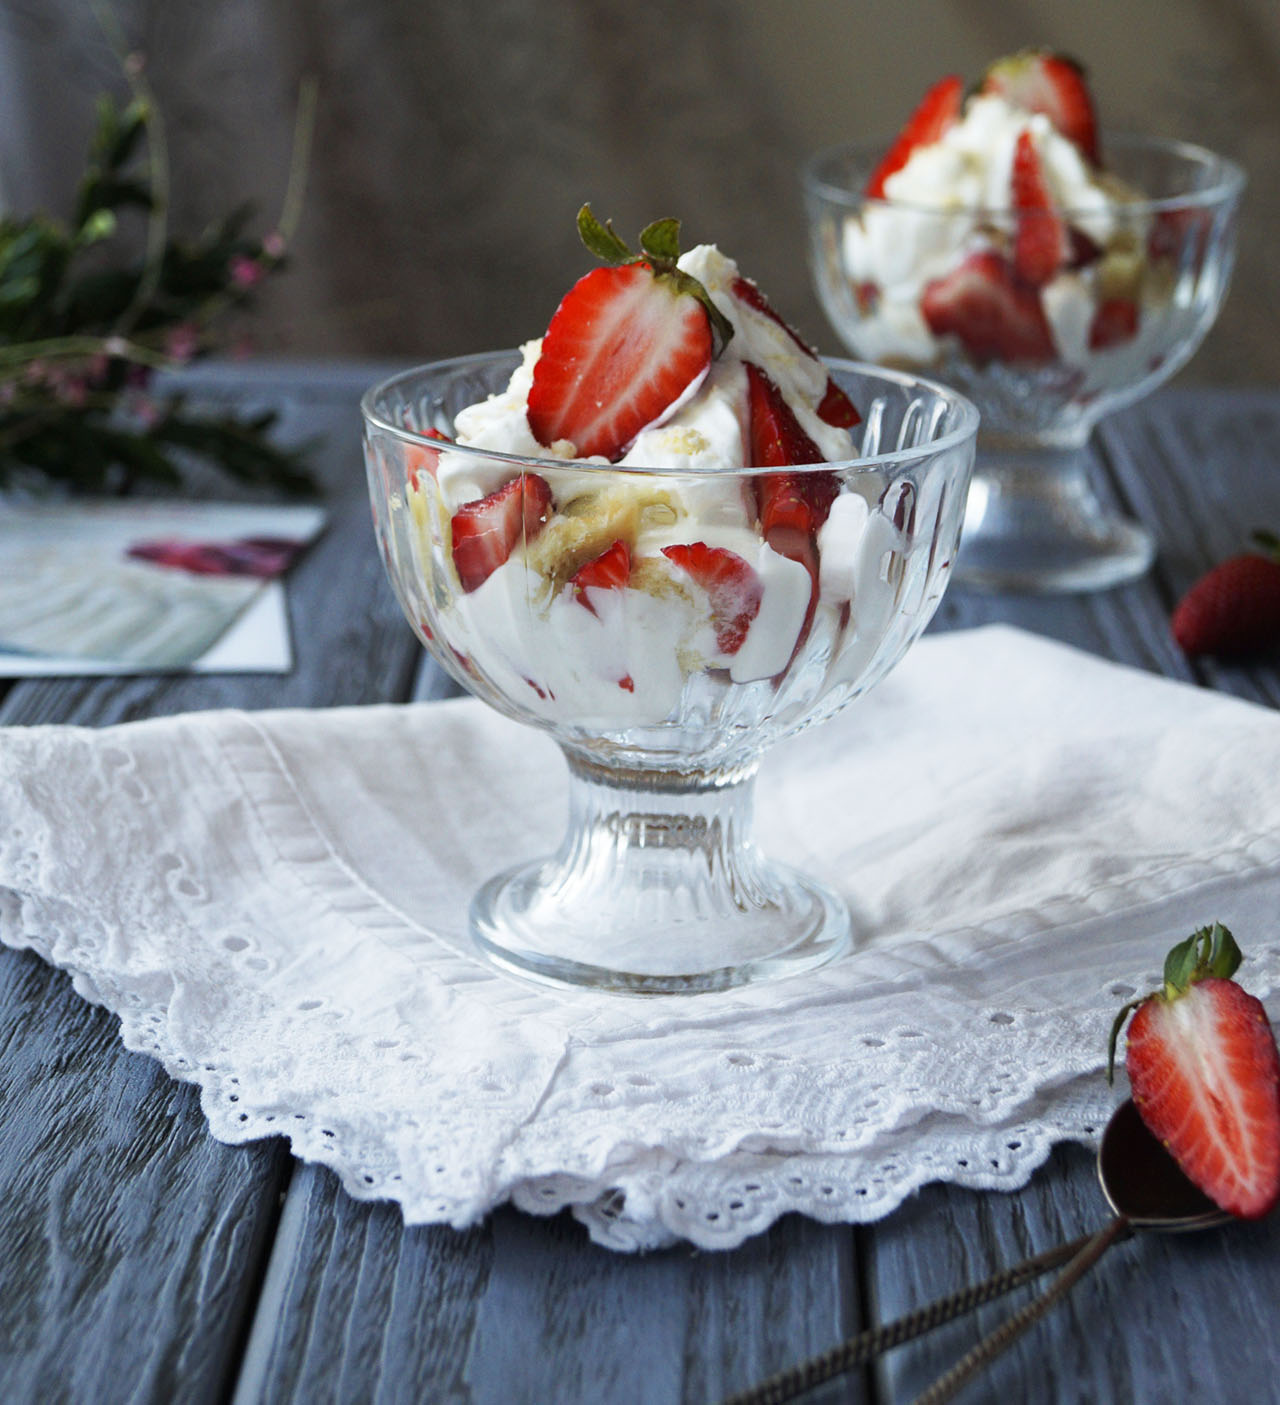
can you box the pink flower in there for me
[230,255,265,289]
[262,230,286,260]
[165,323,200,364]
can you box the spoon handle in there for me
[909,1214,1131,1405]
[721,1229,1098,1405]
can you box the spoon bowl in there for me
[1097,1097,1231,1231]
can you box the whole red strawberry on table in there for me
[1171,531,1280,659]
[1109,922,1280,1220]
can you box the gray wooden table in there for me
[2,363,1279,1405]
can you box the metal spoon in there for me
[724,1099,1232,1405]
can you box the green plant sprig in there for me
[0,72,318,496]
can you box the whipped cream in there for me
[838,93,1199,386]
[399,245,924,728]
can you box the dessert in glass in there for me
[803,50,1244,592]
[363,209,977,994]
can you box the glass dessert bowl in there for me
[363,353,975,994]
[802,57,1244,593]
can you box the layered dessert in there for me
[386,209,951,731]
[831,50,1206,400]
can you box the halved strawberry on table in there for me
[981,49,1101,166]
[450,472,553,593]
[921,250,1055,364]
[527,206,733,461]
[1109,922,1280,1221]
[865,74,965,200]
[661,542,763,656]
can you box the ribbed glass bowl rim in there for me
[801,131,1247,219]
[361,351,980,479]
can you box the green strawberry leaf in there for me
[638,217,682,265]
[576,205,632,265]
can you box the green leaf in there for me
[638,217,682,264]
[1203,921,1242,980]
[576,205,632,265]
[1162,931,1202,994]
[1106,999,1142,1084]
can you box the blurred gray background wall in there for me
[2,0,1274,383]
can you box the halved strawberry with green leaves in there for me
[1010,130,1069,287]
[450,472,553,592]
[866,75,964,200]
[981,49,1100,165]
[527,207,733,461]
[1109,923,1280,1221]
[661,542,762,655]
[921,250,1055,363]
[730,275,861,429]
[570,538,631,614]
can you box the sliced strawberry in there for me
[406,427,451,490]
[816,378,861,429]
[1088,296,1139,350]
[1010,131,1069,287]
[981,50,1100,165]
[1148,206,1213,267]
[661,542,762,655]
[731,275,860,429]
[732,273,817,357]
[746,362,839,659]
[570,538,631,615]
[866,75,964,200]
[745,362,824,469]
[450,473,552,592]
[921,251,1055,364]
[527,263,712,460]
[1111,923,1280,1220]
[1068,225,1104,269]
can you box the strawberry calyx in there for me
[575,204,734,355]
[1253,528,1280,563]
[1107,921,1242,1082]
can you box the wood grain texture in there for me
[869,390,1280,1402]
[0,366,419,1404]
[0,948,289,1405]
[5,369,1280,1405]
[230,1167,865,1405]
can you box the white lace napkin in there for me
[3,625,1279,1251]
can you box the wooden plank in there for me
[870,1145,1280,1403]
[230,1167,865,1405]
[0,367,425,1402]
[869,391,1280,1403]
[0,947,289,1404]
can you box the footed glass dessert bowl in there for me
[804,134,1244,593]
[363,353,977,993]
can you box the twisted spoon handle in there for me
[910,1214,1131,1405]
[722,1229,1098,1405]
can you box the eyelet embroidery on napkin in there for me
[5,633,1280,1251]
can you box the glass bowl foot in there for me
[472,861,850,995]
[469,753,851,994]
[955,447,1155,593]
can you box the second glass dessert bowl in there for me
[804,135,1244,591]
[364,353,977,994]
